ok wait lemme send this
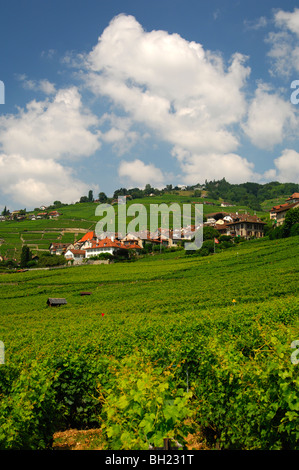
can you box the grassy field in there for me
[0,235,298,450]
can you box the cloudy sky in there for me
[1,0,299,210]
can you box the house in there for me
[286,193,299,204]
[48,210,60,218]
[47,298,67,307]
[269,204,289,221]
[64,249,86,261]
[221,202,234,207]
[121,232,144,248]
[274,201,299,226]
[49,243,72,255]
[84,237,128,258]
[224,214,266,238]
[214,223,229,235]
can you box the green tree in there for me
[98,192,108,203]
[144,184,154,196]
[88,190,94,202]
[283,207,299,237]
[203,226,220,240]
[20,245,32,268]
[113,188,128,199]
[1,206,9,216]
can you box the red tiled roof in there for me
[275,201,299,213]
[70,249,86,255]
[79,231,96,242]
[125,243,142,250]
[50,243,70,248]
[286,193,299,200]
[85,237,125,250]
[270,203,289,211]
[226,214,266,225]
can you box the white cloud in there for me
[0,87,101,207]
[19,76,56,95]
[264,148,299,183]
[0,87,100,160]
[244,16,268,31]
[242,83,297,149]
[118,159,165,188]
[98,113,142,156]
[171,147,257,185]
[266,8,299,76]
[274,8,299,37]
[0,153,95,207]
[83,14,250,158]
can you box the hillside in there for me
[0,235,298,449]
[0,193,269,261]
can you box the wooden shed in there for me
[47,298,67,307]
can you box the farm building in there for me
[47,298,67,307]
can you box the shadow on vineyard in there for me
[0,236,298,450]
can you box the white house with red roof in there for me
[84,237,141,258]
[286,193,299,204]
[270,194,299,226]
[65,249,86,261]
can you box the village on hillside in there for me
[46,192,299,264]
[0,192,298,266]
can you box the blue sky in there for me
[0,0,299,210]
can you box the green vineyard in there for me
[0,236,298,449]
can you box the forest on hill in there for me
[110,179,299,211]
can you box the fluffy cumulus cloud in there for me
[265,149,299,183]
[118,159,165,188]
[0,87,100,206]
[266,8,299,76]
[83,14,255,184]
[171,147,257,184]
[242,83,297,149]
[0,87,100,160]
[98,113,143,156]
[0,154,93,207]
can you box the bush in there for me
[98,354,194,450]
[219,235,232,242]
[269,225,284,240]
[36,253,67,267]
[290,223,299,237]
[203,226,220,241]
[0,361,58,449]
[220,240,234,249]
[89,253,114,260]
[199,240,215,256]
